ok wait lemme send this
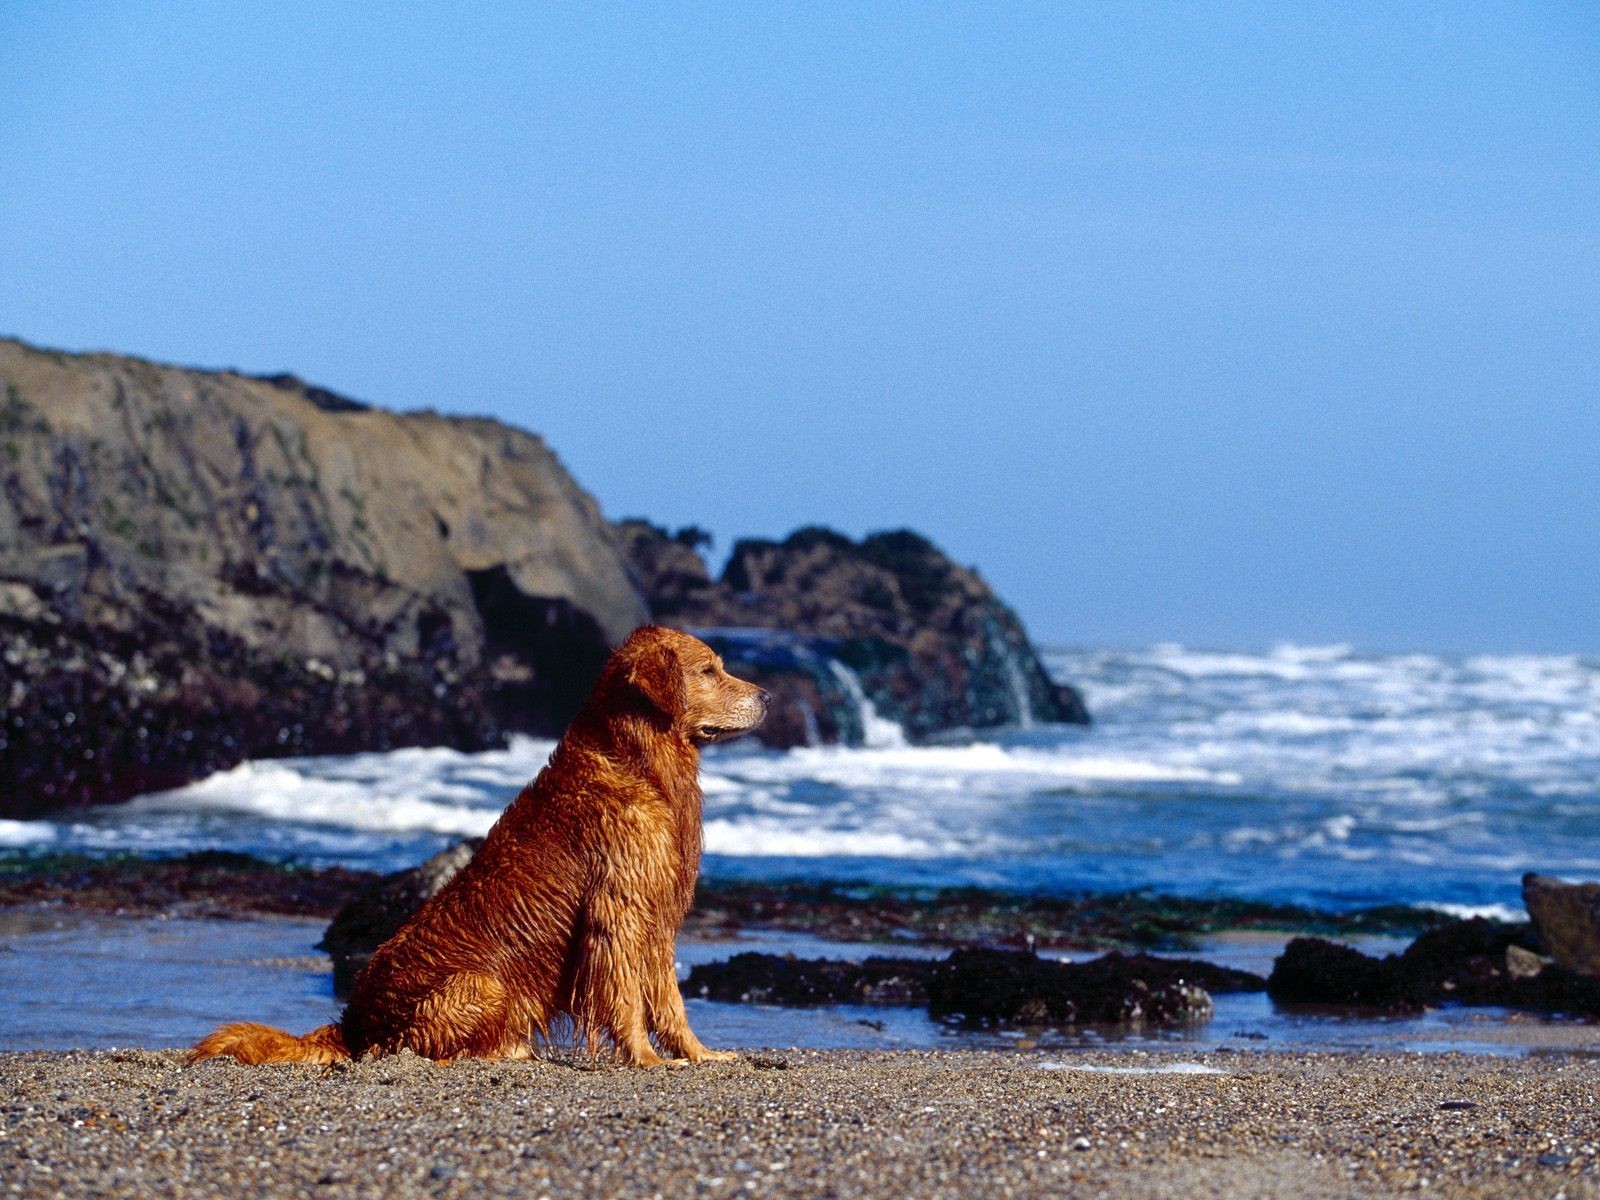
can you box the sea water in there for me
[5,914,1589,1055]
[6,643,1600,914]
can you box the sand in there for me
[3,1048,1596,1199]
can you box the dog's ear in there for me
[626,639,685,719]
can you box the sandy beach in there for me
[3,1048,1596,1199]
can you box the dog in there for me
[190,625,768,1067]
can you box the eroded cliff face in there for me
[0,339,645,815]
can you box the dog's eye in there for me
[701,666,717,676]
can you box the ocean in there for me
[6,642,1598,917]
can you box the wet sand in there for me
[3,1048,1596,1199]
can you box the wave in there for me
[132,762,500,838]
[707,743,1239,789]
[1141,642,1389,682]
[702,819,969,859]
[0,819,54,847]
[10,644,1599,913]
[1418,901,1527,924]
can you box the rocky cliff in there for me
[0,338,644,815]
[0,339,1084,817]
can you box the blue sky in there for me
[2,3,1596,651]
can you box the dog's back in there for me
[339,769,593,1058]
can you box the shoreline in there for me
[4,907,1598,1062]
[3,1047,1596,1198]
[0,849,1451,949]
[7,850,1597,1063]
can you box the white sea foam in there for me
[126,761,502,837]
[0,819,55,847]
[707,743,1237,790]
[1142,642,1391,683]
[112,739,555,841]
[14,645,1600,914]
[1419,901,1527,924]
[1225,712,1359,736]
[702,819,962,859]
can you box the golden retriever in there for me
[190,625,767,1066]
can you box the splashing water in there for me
[8,643,1600,913]
[824,660,909,749]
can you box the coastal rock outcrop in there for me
[686,952,933,1007]
[1265,936,1434,1013]
[1,339,1085,814]
[926,948,1225,1027]
[685,947,1259,1028]
[1266,921,1600,1016]
[618,521,1089,746]
[0,339,643,816]
[1522,873,1600,976]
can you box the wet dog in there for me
[191,626,767,1066]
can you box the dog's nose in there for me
[758,689,771,706]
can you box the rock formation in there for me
[686,952,934,1008]
[925,948,1226,1027]
[1522,873,1600,976]
[617,521,1089,746]
[683,947,1259,1026]
[0,338,642,816]
[1265,919,1600,1016]
[0,339,1084,815]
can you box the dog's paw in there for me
[691,1049,739,1064]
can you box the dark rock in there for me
[1050,682,1092,726]
[685,952,933,1006]
[321,839,481,995]
[1266,937,1432,1013]
[464,567,613,734]
[1398,917,1538,1004]
[617,521,1089,745]
[926,948,1217,1027]
[688,947,1240,1027]
[1117,952,1266,995]
[1512,964,1600,1017]
[1523,873,1600,976]
[1266,922,1600,1017]
[0,594,503,818]
[0,849,374,918]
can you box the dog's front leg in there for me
[645,937,736,1063]
[574,827,684,1067]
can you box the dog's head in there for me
[615,625,769,744]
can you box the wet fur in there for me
[190,626,767,1067]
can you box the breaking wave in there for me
[14,644,1600,911]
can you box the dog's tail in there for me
[188,1021,350,1065]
